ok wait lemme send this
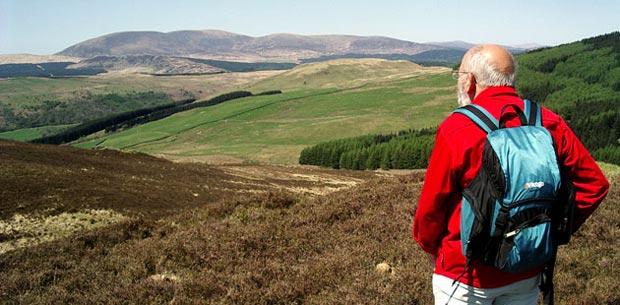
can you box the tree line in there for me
[106,90,282,133]
[104,91,252,133]
[0,62,105,78]
[299,128,435,170]
[30,98,195,145]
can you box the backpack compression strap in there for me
[453,99,542,133]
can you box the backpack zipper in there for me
[503,213,551,238]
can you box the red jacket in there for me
[413,86,609,288]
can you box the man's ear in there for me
[466,74,477,95]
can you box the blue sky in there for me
[1,0,618,55]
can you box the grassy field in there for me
[75,60,453,164]
[0,126,52,141]
[245,58,448,92]
[0,124,77,141]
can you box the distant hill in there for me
[298,50,466,67]
[426,40,541,53]
[68,55,226,75]
[0,55,297,78]
[57,30,445,62]
[511,43,547,50]
[426,40,476,51]
[247,58,446,91]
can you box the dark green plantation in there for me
[516,32,620,164]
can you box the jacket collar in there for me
[472,86,519,106]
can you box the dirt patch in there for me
[0,209,128,254]
[218,165,378,195]
[148,273,181,284]
[153,153,246,165]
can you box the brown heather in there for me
[0,139,618,304]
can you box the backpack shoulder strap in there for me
[523,99,543,127]
[453,104,499,133]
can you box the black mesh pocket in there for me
[461,140,506,263]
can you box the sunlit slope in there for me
[77,59,454,164]
[247,58,447,91]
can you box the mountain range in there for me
[57,30,440,62]
[56,30,539,63]
[0,30,543,77]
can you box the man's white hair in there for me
[462,46,516,87]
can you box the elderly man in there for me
[413,45,609,304]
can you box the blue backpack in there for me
[454,99,564,273]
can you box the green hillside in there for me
[516,31,620,164]
[75,59,453,164]
[246,58,446,92]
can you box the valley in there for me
[73,59,453,164]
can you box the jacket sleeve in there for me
[556,118,610,232]
[413,126,460,255]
